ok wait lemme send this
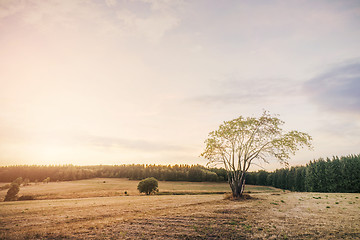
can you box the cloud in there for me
[0,0,107,33]
[116,9,179,42]
[304,61,360,113]
[83,135,189,153]
[105,0,117,7]
[0,0,181,43]
[0,0,25,19]
[116,0,181,43]
[191,77,300,105]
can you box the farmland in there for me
[1,179,359,239]
[0,178,277,200]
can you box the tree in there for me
[4,183,20,201]
[137,177,159,195]
[294,166,306,191]
[13,177,23,185]
[43,177,50,184]
[256,170,268,186]
[188,167,205,182]
[201,111,312,198]
[23,178,30,186]
[325,157,342,192]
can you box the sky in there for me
[0,0,359,170]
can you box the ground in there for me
[0,179,359,239]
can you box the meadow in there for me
[1,179,359,239]
[0,178,276,200]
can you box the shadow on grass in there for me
[223,193,258,201]
[155,191,229,196]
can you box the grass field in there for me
[1,179,359,239]
[0,178,278,200]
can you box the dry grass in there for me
[0,180,359,239]
[0,178,278,200]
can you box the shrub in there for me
[4,183,20,201]
[43,177,50,184]
[137,177,158,195]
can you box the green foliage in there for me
[137,177,159,195]
[187,167,204,182]
[245,154,360,193]
[0,164,226,183]
[201,110,312,197]
[1,154,358,194]
[12,177,23,185]
[43,177,50,184]
[201,111,312,168]
[4,183,20,201]
[3,177,24,201]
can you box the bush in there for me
[43,177,50,184]
[137,177,158,195]
[4,183,20,201]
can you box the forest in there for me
[247,154,360,193]
[0,164,225,183]
[0,154,359,193]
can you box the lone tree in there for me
[201,111,312,198]
[137,177,159,195]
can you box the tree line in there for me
[0,164,227,183]
[245,154,360,193]
[0,154,359,193]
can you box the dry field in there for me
[0,178,276,200]
[0,179,359,239]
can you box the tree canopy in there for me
[201,111,312,198]
[137,177,159,195]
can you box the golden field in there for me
[0,179,359,239]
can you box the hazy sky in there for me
[1,0,359,170]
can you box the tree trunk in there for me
[230,172,246,198]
